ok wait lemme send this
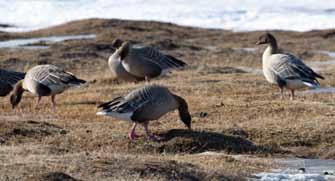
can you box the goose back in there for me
[98,84,178,122]
[23,65,85,95]
[120,42,186,78]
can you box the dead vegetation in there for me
[0,18,335,180]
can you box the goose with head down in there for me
[256,33,324,100]
[0,68,25,97]
[109,39,186,81]
[96,84,191,141]
[10,64,86,109]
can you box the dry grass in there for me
[1,18,335,180]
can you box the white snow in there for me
[1,0,335,32]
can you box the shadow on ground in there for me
[26,172,80,181]
[129,129,282,155]
[93,159,244,181]
[0,120,66,145]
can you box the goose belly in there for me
[285,79,306,90]
[48,84,68,94]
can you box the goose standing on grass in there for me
[0,69,25,97]
[256,33,324,100]
[109,39,187,82]
[10,64,86,109]
[96,84,191,141]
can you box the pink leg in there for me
[279,87,284,99]
[142,121,163,142]
[51,95,56,110]
[145,76,150,82]
[128,122,141,140]
[290,90,295,100]
[35,96,42,109]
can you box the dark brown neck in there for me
[10,80,25,109]
[269,37,278,54]
[173,94,191,129]
[13,80,25,95]
[118,42,130,60]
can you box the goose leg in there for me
[128,122,140,140]
[51,95,56,109]
[279,87,284,99]
[143,121,163,141]
[145,76,150,82]
[290,89,295,100]
[35,96,42,109]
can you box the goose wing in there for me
[0,69,25,86]
[271,54,323,85]
[133,46,186,70]
[29,65,85,87]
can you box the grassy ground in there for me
[1,18,335,180]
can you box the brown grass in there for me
[1,18,335,180]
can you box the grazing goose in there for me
[10,64,86,109]
[0,69,25,97]
[256,33,324,100]
[96,84,191,141]
[110,39,186,81]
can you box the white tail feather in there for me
[303,81,320,88]
[96,111,133,121]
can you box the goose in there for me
[256,33,324,100]
[108,39,145,82]
[96,84,191,141]
[0,69,25,97]
[109,39,186,81]
[10,64,86,109]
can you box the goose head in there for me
[256,33,277,45]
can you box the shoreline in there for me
[0,18,334,38]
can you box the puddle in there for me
[301,87,335,94]
[0,34,96,49]
[254,158,335,181]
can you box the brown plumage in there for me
[10,64,86,109]
[97,84,191,141]
[256,33,324,100]
[109,39,186,82]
